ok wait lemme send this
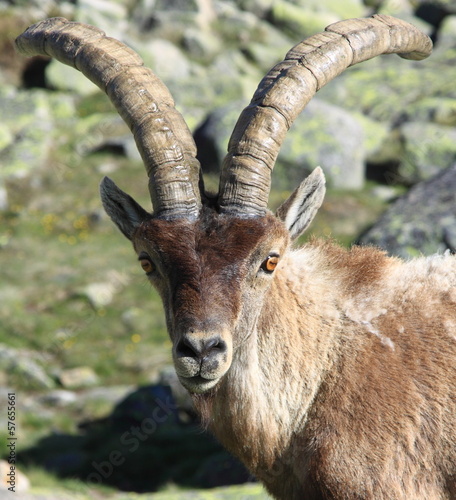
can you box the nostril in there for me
[176,336,227,360]
[176,337,199,359]
[206,338,227,355]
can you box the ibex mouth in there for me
[179,374,221,394]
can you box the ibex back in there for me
[16,15,455,499]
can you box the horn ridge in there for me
[218,14,433,217]
[15,17,202,218]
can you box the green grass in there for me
[1,143,171,388]
[22,465,118,498]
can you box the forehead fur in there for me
[133,209,289,263]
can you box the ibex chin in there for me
[16,15,455,499]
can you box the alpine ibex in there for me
[16,15,456,499]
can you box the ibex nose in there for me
[176,335,227,361]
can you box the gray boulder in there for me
[0,87,54,178]
[238,0,275,17]
[46,60,99,95]
[359,164,456,258]
[213,4,294,72]
[181,27,223,62]
[374,0,414,16]
[58,366,99,389]
[131,38,193,82]
[0,87,76,209]
[279,99,366,189]
[195,98,366,190]
[72,112,140,161]
[131,0,203,34]
[0,344,55,390]
[397,121,456,183]
[74,0,129,39]
[268,0,366,39]
[292,0,366,18]
[268,1,341,39]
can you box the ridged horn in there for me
[15,17,203,219]
[217,14,433,216]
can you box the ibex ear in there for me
[276,167,326,241]
[99,177,151,240]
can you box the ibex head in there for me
[16,15,432,395]
[99,153,324,394]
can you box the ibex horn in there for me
[15,17,203,219]
[217,14,433,217]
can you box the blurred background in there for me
[0,0,455,498]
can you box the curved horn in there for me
[217,14,433,216]
[15,17,202,218]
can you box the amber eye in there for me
[139,257,155,274]
[261,255,279,274]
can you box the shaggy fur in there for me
[131,212,456,500]
[209,240,456,499]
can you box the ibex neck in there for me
[205,245,342,473]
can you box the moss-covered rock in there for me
[440,14,456,39]
[398,121,456,183]
[195,98,366,189]
[75,0,129,40]
[133,38,193,82]
[181,27,223,63]
[359,164,456,258]
[292,0,366,19]
[352,113,391,164]
[167,72,256,132]
[0,87,76,182]
[269,1,340,38]
[406,97,456,126]
[46,61,99,96]
[238,0,275,17]
[0,122,13,151]
[269,0,366,39]
[72,112,139,160]
[279,99,366,189]
[376,0,415,16]
[320,47,456,122]
[0,343,55,390]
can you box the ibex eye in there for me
[140,259,154,273]
[261,255,279,274]
[138,254,155,275]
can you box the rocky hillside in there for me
[0,0,455,498]
[1,0,455,252]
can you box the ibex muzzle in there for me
[16,15,456,500]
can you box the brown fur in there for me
[132,211,456,499]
